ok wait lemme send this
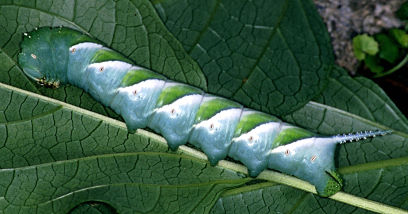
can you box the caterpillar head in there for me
[18,27,96,88]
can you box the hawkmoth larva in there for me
[18,27,391,197]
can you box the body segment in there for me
[18,27,390,197]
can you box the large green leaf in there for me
[1,80,407,213]
[152,0,334,115]
[0,0,407,213]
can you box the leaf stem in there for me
[331,192,408,214]
[255,170,408,214]
[373,53,408,78]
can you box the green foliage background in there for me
[0,0,407,213]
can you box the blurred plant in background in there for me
[353,1,408,78]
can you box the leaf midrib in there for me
[339,156,408,174]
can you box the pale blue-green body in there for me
[86,61,131,105]
[111,79,166,130]
[149,93,203,150]
[189,105,243,165]
[67,43,103,91]
[66,42,289,175]
[229,122,281,176]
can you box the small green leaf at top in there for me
[352,34,379,60]
[389,28,408,48]
[375,33,400,63]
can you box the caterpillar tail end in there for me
[315,129,392,196]
[269,129,391,197]
[334,130,392,144]
[269,136,343,197]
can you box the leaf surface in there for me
[153,0,334,115]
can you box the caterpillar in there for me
[18,27,391,197]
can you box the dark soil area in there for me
[369,69,408,116]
